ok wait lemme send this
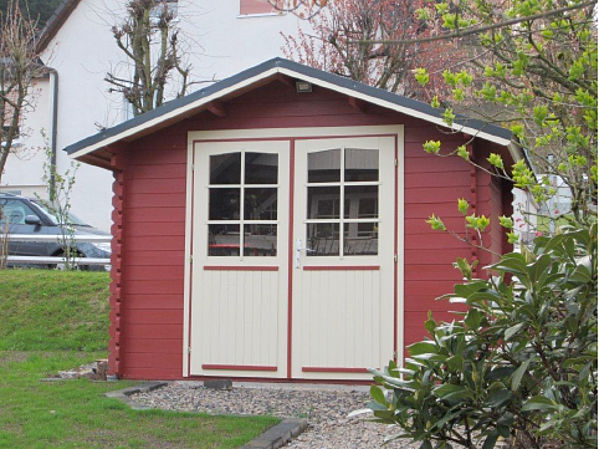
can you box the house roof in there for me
[36,0,81,53]
[63,57,522,162]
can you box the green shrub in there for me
[369,224,597,449]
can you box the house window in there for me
[150,0,178,23]
[208,151,279,257]
[239,0,283,16]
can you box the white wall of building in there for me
[5,0,310,230]
[1,77,52,199]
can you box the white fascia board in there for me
[69,67,282,159]
[70,65,512,160]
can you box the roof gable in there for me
[63,58,519,160]
[36,0,81,53]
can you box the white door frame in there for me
[183,125,404,378]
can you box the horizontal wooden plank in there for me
[125,236,185,252]
[405,203,471,219]
[405,264,463,281]
[122,323,182,339]
[122,338,182,354]
[120,366,181,380]
[123,221,186,237]
[124,280,184,295]
[122,294,183,310]
[404,156,471,173]
[405,280,462,297]
[404,248,471,265]
[404,233,470,250]
[126,178,186,194]
[123,251,185,266]
[126,193,186,209]
[125,208,185,223]
[125,265,184,281]
[403,295,462,312]
[405,186,490,204]
[405,171,472,188]
[122,352,182,368]
[125,164,186,180]
[128,148,186,165]
[405,218,470,235]
[122,309,183,325]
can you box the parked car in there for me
[0,193,111,270]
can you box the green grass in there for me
[0,351,277,449]
[0,269,110,351]
[0,270,280,448]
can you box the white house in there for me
[1,0,310,230]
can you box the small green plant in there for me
[368,224,597,449]
[38,131,80,270]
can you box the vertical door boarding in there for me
[185,126,403,380]
[189,141,290,378]
[292,136,395,380]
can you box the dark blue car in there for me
[0,193,111,270]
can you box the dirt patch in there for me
[0,351,30,367]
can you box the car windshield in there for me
[30,200,90,227]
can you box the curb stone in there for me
[104,381,168,410]
[241,418,308,449]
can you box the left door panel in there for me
[189,140,290,378]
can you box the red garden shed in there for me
[65,58,520,381]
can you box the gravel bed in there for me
[131,382,417,448]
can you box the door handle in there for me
[295,238,316,269]
[295,238,302,269]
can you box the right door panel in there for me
[292,136,396,380]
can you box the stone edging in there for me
[104,381,168,410]
[105,382,308,448]
[240,418,308,449]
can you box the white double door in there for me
[190,134,396,380]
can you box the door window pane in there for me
[245,152,278,184]
[344,223,378,255]
[209,188,240,220]
[344,148,378,181]
[308,186,340,219]
[307,223,339,256]
[244,224,277,256]
[208,224,240,256]
[308,149,340,182]
[344,186,378,219]
[244,188,277,220]
[210,153,241,184]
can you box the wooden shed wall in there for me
[112,81,509,379]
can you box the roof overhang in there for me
[63,58,523,163]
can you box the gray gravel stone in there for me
[130,382,418,449]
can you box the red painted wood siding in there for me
[115,80,509,379]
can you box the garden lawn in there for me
[0,270,279,448]
[0,270,111,351]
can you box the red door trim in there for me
[393,133,399,362]
[286,139,296,379]
[302,265,379,271]
[302,366,369,373]
[203,265,278,271]
[202,364,278,372]
[187,149,196,377]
